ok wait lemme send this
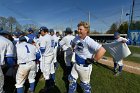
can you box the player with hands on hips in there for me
[68,21,106,93]
[15,36,41,93]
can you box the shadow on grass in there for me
[38,85,61,93]
[49,85,61,93]
[2,67,16,93]
[94,62,113,72]
[35,69,42,89]
[57,48,66,77]
[3,76,16,93]
[77,83,83,93]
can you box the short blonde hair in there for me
[77,21,90,33]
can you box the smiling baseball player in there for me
[68,21,106,93]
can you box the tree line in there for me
[106,21,140,34]
[0,16,38,33]
[1,16,140,34]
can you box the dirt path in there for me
[98,57,140,75]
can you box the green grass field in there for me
[104,46,140,63]
[34,62,140,93]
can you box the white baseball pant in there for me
[71,63,92,83]
[40,55,54,80]
[15,61,36,88]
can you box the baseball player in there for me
[27,28,37,41]
[15,36,40,93]
[68,21,106,93]
[59,27,75,80]
[0,31,15,93]
[113,32,128,76]
[49,29,60,84]
[38,26,54,92]
[12,31,20,43]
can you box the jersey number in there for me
[51,40,55,47]
[25,45,30,53]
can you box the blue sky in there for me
[0,0,140,32]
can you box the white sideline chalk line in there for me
[100,59,140,71]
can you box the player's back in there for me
[0,36,14,65]
[16,42,36,64]
[60,34,75,50]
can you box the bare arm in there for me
[93,46,106,61]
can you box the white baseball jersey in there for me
[0,35,14,93]
[115,37,128,42]
[73,36,101,60]
[54,35,60,47]
[13,37,19,43]
[16,42,37,64]
[59,34,75,51]
[39,34,54,56]
[0,36,14,65]
[50,34,56,48]
[103,37,131,62]
[70,36,102,84]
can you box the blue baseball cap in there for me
[0,30,10,35]
[12,31,20,36]
[49,29,54,32]
[39,26,48,32]
[19,36,27,42]
[28,28,34,32]
[39,26,48,31]
[65,27,72,34]
[114,32,120,38]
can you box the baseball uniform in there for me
[68,36,101,93]
[0,35,14,93]
[15,38,39,93]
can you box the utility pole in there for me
[88,11,90,31]
[130,0,135,28]
[120,7,124,26]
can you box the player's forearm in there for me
[93,47,106,61]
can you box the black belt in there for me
[20,63,26,65]
[76,63,89,67]
[20,60,36,65]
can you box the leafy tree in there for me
[135,21,140,30]
[15,23,22,32]
[118,22,128,34]
[90,30,100,34]
[129,22,136,30]
[106,21,140,34]
[23,24,38,32]
[0,16,7,30]
[106,23,118,34]
[7,16,17,32]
